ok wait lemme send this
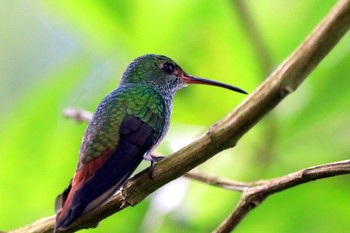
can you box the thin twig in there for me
[8,0,350,232]
[184,170,249,192]
[63,107,93,122]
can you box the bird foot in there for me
[143,154,165,179]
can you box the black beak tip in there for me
[233,87,248,95]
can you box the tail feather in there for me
[54,143,144,231]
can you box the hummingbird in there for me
[54,54,247,231]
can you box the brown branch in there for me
[8,0,350,232]
[9,217,55,233]
[213,159,350,233]
[184,170,249,192]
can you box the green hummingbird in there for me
[54,54,247,231]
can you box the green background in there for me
[1,0,350,232]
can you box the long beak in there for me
[181,73,248,94]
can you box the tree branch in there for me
[213,159,350,233]
[8,0,350,232]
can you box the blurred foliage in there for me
[1,0,350,232]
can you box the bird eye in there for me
[163,62,175,74]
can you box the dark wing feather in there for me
[55,114,159,231]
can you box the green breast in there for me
[79,85,166,163]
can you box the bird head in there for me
[119,54,247,95]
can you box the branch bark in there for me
[8,0,350,232]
